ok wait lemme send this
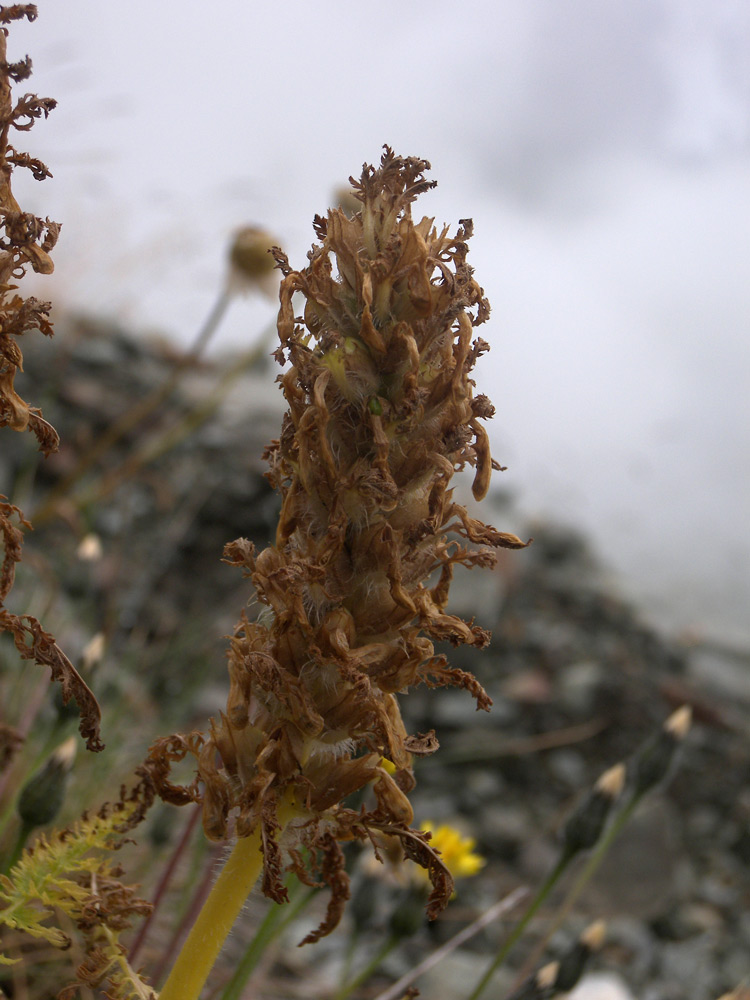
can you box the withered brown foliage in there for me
[0,7,102,751]
[0,5,59,449]
[146,147,528,938]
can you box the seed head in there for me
[227,225,281,299]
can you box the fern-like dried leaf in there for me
[0,608,103,752]
[1,499,104,751]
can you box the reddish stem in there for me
[128,803,202,965]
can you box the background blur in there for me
[11,0,750,643]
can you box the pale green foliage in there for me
[0,801,154,998]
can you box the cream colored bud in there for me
[537,961,560,990]
[18,736,76,829]
[665,704,692,740]
[595,762,626,801]
[76,533,102,561]
[52,735,77,771]
[580,918,607,952]
[634,705,692,796]
[81,632,105,671]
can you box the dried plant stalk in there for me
[0,6,102,751]
[0,4,59,451]
[152,149,527,994]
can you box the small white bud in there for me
[76,533,103,562]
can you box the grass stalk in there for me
[32,288,231,526]
[466,853,572,1000]
[372,887,528,1000]
[334,933,400,1000]
[151,841,222,987]
[219,877,315,1000]
[512,792,642,990]
[127,803,202,966]
[1,819,33,875]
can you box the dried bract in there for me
[152,148,527,937]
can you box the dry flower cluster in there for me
[145,146,528,949]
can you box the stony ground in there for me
[3,316,750,999]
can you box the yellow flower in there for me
[419,822,485,879]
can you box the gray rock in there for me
[659,933,721,997]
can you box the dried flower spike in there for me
[154,149,527,995]
[213,145,526,910]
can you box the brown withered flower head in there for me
[147,147,527,940]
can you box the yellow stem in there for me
[159,800,297,1000]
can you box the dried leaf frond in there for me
[0,498,103,750]
[0,17,60,447]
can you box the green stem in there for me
[335,933,399,1000]
[68,329,273,516]
[219,877,315,1000]
[508,792,644,993]
[32,288,231,526]
[466,852,572,1000]
[545,793,641,940]
[337,927,361,995]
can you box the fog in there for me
[11,0,750,642]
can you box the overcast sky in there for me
[11,1,750,642]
